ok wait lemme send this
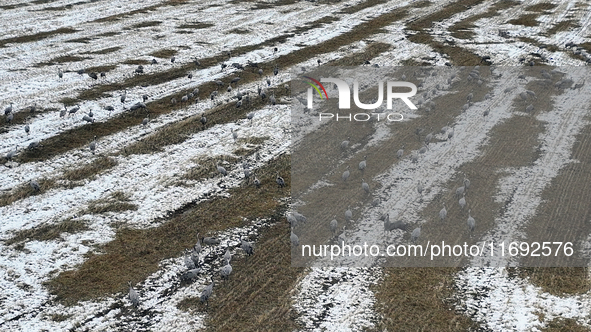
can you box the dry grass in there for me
[525,3,557,12]
[546,20,580,35]
[291,16,338,35]
[150,48,178,59]
[121,59,151,65]
[62,156,118,182]
[507,13,540,27]
[178,22,214,29]
[35,55,90,67]
[6,219,88,246]
[406,0,489,65]
[46,153,290,305]
[329,42,391,66]
[83,191,138,215]
[182,156,241,182]
[65,37,92,44]
[228,28,251,34]
[0,27,77,47]
[372,268,478,331]
[541,317,591,331]
[126,20,162,29]
[520,268,590,295]
[179,220,303,331]
[339,0,387,14]
[92,4,162,23]
[449,1,518,39]
[84,64,118,74]
[0,179,55,208]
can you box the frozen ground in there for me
[1,0,591,331]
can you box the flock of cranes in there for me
[1,47,289,310]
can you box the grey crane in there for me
[82,115,94,123]
[397,145,404,159]
[243,164,251,182]
[341,137,350,149]
[447,128,454,140]
[30,180,40,192]
[293,212,307,224]
[142,115,149,127]
[419,144,427,154]
[89,136,97,154]
[88,110,93,118]
[181,268,201,281]
[181,94,189,104]
[287,213,298,227]
[266,77,271,86]
[467,92,473,102]
[215,162,227,176]
[525,104,534,112]
[417,181,423,195]
[273,65,278,76]
[220,63,227,71]
[60,107,67,118]
[236,99,242,108]
[191,243,201,267]
[276,172,285,188]
[58,68,63,79]
[361,178,370,194]
[6,112,14,124]
[253,175,261,188]
[231,128,238,141]
[241,238,254,256]
[203,236,220,245]
[384,214,407,232]
[6,146,17,161]
[330,216,338,237]
[68,106,79,115]
[342,165,350,182]
[220,262,232,280]
[88,72,98,80]
[200,277,214,307]
[223,247,232,265]
[411,152,419,163]
[467,209,475,235]
[231,77,240,84]
[345,206,352,221]
[463,177,470,190]
[194,234,202,255]
[290,228,299,247]
[170,97,177,105]
[359,155,367,173]
[120,90,127,103]
[425,131,433,144]
[142,94,149,102]
[439,203,447,221]
[459,194,466,210]
[4,102,13,115]
[28,141,41,150]
[227,85,232,93]
[200,113,207,128]
[128,281,140,307]
[185,250,196,270]
[456,185,465,197]
[270,92,276,105]
[247,112,254,121]
[411,227,421,243]
[171,56,176,63]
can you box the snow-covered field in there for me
[1,0,591,331]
